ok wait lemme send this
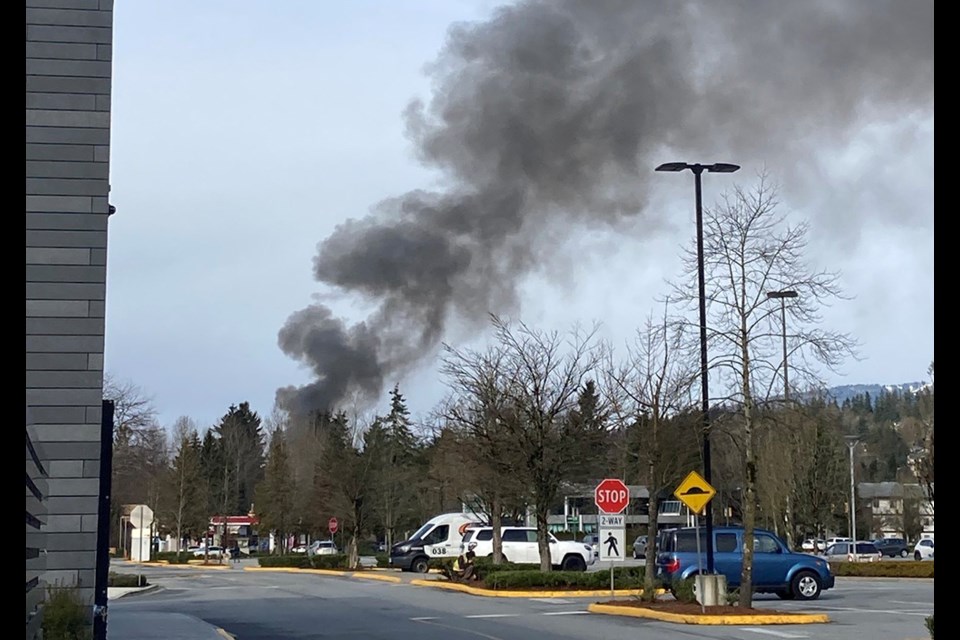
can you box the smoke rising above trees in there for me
[277,0,933,415]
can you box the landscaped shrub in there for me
[829,561,934,578]
[42,583,92,640]
[310,554,351,570]
[258,554,313,568]
[926,614,934,638]
[152,551,192,564]
[671,577,697,603]
[108,572,149,587]
[482,567,646,591]
[375,554,390,568]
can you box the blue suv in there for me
[655,526,834,600]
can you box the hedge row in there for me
[152,552,194,564]
[482,567,646,590]
[108,572,149,588]
[830,561,934,578]
[258,554,352,569]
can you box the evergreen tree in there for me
[214,402,266,515]
[255,428,296,554]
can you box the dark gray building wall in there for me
[26,0,114,610]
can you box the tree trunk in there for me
[644,495,660,601]
[491,494,504,564]
[537,505,551,572]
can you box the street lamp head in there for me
[655,162,689,172]
[767,290,799,299]
[707,163,740,173]
[844,435,860,448]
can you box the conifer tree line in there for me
[104,176,932,603]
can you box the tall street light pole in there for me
[656,161,739,573]
[766,290,798,401]
[845,436,860,561]
[766,290,798,548]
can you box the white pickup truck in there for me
[461,526,596,571]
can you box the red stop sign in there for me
[328,517,338,534]
[595,479,630,514]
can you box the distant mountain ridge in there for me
[823,382,930,405]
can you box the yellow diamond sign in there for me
[674,470,717,515]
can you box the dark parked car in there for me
[655,526,835,601]
[873,537,910,558]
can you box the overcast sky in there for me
[105,0,934,432]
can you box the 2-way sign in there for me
[594,478,630,514]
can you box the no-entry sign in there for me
[594,478,630,514]
[328,517,338,534]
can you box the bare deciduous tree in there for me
[672,172,857,606]
[603,305,701,599]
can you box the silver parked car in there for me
[823,541,882,562]
[632,535,648,559]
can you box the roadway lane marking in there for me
[410,617,438,621]
[541,610,589,616]
[889,600,931,606]
[530,598,573,604]
[464,614,519,618]
[739,630,808,638]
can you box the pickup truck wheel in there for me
[561,555,587,572]
[412,557,430,574]
[900,549,909,558]
[790,570,822,601]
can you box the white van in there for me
[388,512,485,573]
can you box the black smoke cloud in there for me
[277,0,933,415]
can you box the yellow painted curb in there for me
[410,579,657,599]
[587,603,831,625]
[352,572,402,583]
[243,567,348,576]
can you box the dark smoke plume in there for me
[277,0,933,414]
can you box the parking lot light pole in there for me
[845,436,860,561]
[656,161,739,573]
[766,290,798,402]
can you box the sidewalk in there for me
[109,611,231,640]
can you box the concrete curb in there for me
[118,560,232,570]
[410,579,657,598]
[107,584,159,599]
[243,567,401,582]
[587,603,831,625]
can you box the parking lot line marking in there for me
[541,611,589,616]
[464,614,519,619]
[889,600,930,606]
[410,617,438,621]
[808,605,931,617]
[531,598,573,604]
[739,629,808,638]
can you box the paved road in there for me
[109,563,933,640]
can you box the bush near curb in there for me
[42,583,92,640]
[925,614,933,638]
[152,551,193,564]
[829,561,934,578]
[670,577,697,603]
[375,554,390,568]
[482,567,646,590]
[108,572,149,588]
[258,554,354,570]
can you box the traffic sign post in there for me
[595,480,630,598]
[594,478,630,514]
[674,470,718,609]
[329,517,338,548]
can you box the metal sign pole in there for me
[694,510,704,613]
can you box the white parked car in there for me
[461,526,596,571]
[913,538,934,561]
[193,546,224,558]
[800,539,826,553]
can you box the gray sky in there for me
[105,0,934,431]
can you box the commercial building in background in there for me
[26,0,115,633]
